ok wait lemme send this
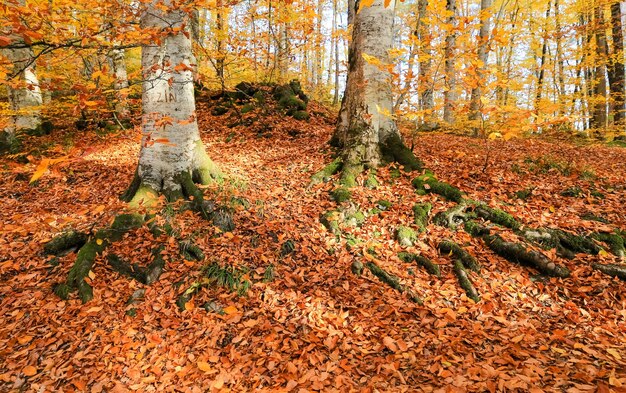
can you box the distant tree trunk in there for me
[331,0,356,147]
[535,0,552,120]
[215,0,226,92]
[123,1,221,204]
[443,0,458,124]
[108,49,129,117]
[334,0,422,177]
[1,34,43,143]
[417,0,435,128]
[315,0,324,89]
[592,6,608,131]
[554,0,567,117]
[609,0,625,125]
[468,0,493,129]
[332,0,340,105]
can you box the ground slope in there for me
[0,95,625,392]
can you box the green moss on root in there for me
[381,133,423,171]
[365,261,422,304]
[44,230,88,255]
[453,260,480,302]
[310,158,343,186]
[592,232,625,257]
[412,173,463,202]
[365,170,379,189]
[331,187,351,203]
[474,205,521,231]
[396,226,417,247]
[438,240,480,272]
[483,234,570,278]
[412,203,432,232]
[398,252,440,277]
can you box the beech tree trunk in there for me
[417,0,435,128]
[468,0,493,127]
[123,1,220,204]
[332,0,420,177]
[592,6,608,131]
[108,49,129,117]
[1,31,43,138]
[609,1,625,125]
[338,0,397,168]
[443,0,458,124]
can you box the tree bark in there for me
[417,0,435,128]
[124,1,220,204]
[108,49,129,117]
[443,0,458,124]
[609,1,625,125]
[1,23,43,138]
[333,0,421,176]
[592,5,608,131]
[468,0,493,128]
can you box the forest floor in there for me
[1,92,626,392]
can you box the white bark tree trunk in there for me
[108,49,129,117]
[1,38,43,135]
[443,0,458,124]
[124,1,220,203]
[336,0,422,176]
[468,0,492,125]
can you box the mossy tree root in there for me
[107,246,165,285]
[473,205,521,231]
[309,157,343,186]
[453,260,480,302]
[483,233,570,278]
[179,240,205,261]
[591,232,625,258]
[438,240,481,272]
[381,133,423,172]
[412,173,464,203]
[44,230,88,256]
[412,203,432,232]
[364,261,423,304]
[54,213,145,302]
[592,263,626,281]
[398,252,440,277]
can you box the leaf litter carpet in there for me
[1,102,625,392]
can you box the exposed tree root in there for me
[364,261,422,304]
[44,230,88,256]
[309,157,343,186]
[398,252,440,277]
[453,260,480,302]
[482,232,570,278]
[438,240,480,272]
[592,263,626,281]
[412,203,432,232]
[107,246,165,285]
[179,240,205,261]
[380,133,424,171]
[412,172,464,202]
[54,214,145,302]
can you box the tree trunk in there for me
[331,0,356,147]
[609,0,625,125]
[535,0,552,121]
[334,0,421,176]
[468,0,493,127]
[1,28,43,140]
[123,1,220,204]
[108,49,129,117]
[443,0,458,124]
[592,5,608,131]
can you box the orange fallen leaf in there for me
[22,366,37,376]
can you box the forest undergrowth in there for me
[0,92,625,392]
